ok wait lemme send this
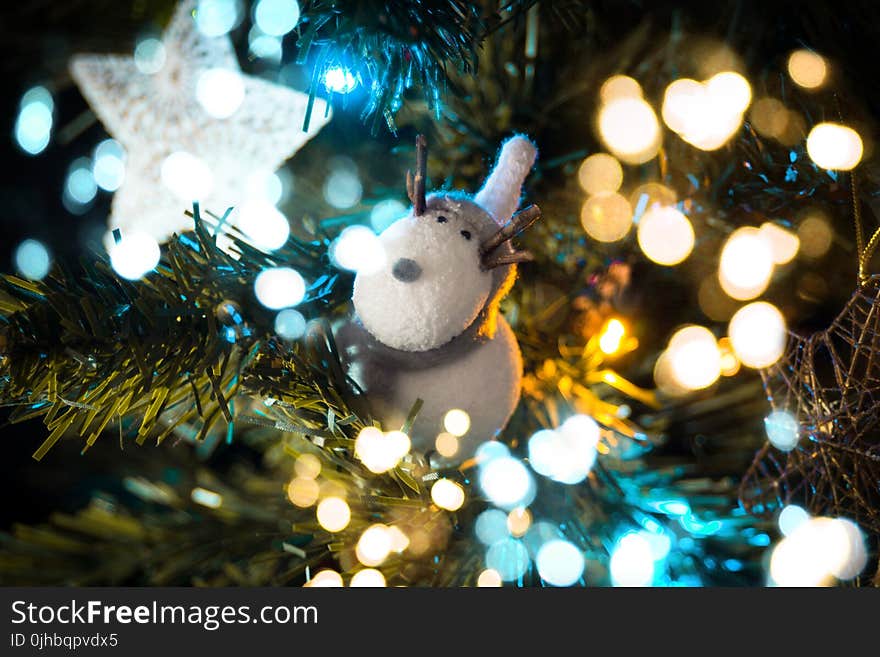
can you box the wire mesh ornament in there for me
[739,275,880,534]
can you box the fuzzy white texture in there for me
[474,135,538,225]
[342,316,523,462]
[352,210,493,351]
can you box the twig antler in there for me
[480,204,541,269]
[406,134,428,215]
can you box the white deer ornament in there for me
[336,135,540,464]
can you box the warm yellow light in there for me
[435,432,459,458]
[506,507,532,537]
[355,426,410,473]
[787,50,827,89]
[705,71,752,115]
[597,97,661,164]
[356,524,393,567]
[806,122,863,171]
[662,78,704,134]
[287,477,320,508]
[294,453,321,479]
[798,212,833,258]
[443,409,471,437]
[666,325,721,391]
[599,75,643,104]
[598,318,626,355]
[316,496,351,532]
[759,222,800,265]
[749,97,790,140]
[718,227,774,300]
[629,182,677,214]
[578,153,623,196]
[581,192,633,242]
[350,568,387,587]
[717,337,741,377]
[477,568,503,587]
[728,301,787,369]
[653,350,689,397]
[387,525,410,553]
[431,478,465,511]
[637,205,695,266]
[662,73,750,151]
[306,569,343,587]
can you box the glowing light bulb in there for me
[718,227,774,300]
[294,454,321,479]
[479,457,534,510]
[477,569,503,587]
[597,97,661,164]
[350,569,386,587]
[196,68,245,119]
[580,192,633,242]
[160,151,213,201]
[788,50,827,89]
[431,478,465,511]
[718,336,741,376]
[370,199,406,233]
[666,326,721,391]
[764,410,800,452]
[323,167,362,209]
[598,318,626,354]
[728,301,787,368]
[316,497,350,532]
[109,233,161,281]
[443,409,471,437]
[705,71,752,115]
[15,87,53,155]
[254,267,306,309]
[254,0,301,36]
[536,539,585,587]
[578,153,623,196]
[759,222,800,265]
[356,524,393,567]
[506,508,532,537]
[14,239,51,281]
[92,139,126,191]
[662,78,704,134]
[807,122,863,171]
[769,517,864,586]
[798,212,833,258]
[434,432,459,458]
[485,538,530,581]
[610,532,655,586]
[323,66,358,94]
[274,308,307,340]
[196,0,240,37]
[287,477,320,507]
[599,75,643,104]
[637,205,695,266]
[475,509,509,546]
[330,225,385,274]
[133,38,166,75]
[778,504,809,537]
[235,201,290,251]
[306,569,343,587]
[662,73,750,151]
[355,427,410,474]
[527,416,599,485]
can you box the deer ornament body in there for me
[336,135,540,464]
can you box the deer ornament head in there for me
[338,134,540,464]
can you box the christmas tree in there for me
[0,0,877,587]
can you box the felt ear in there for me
[474,135,538,225]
